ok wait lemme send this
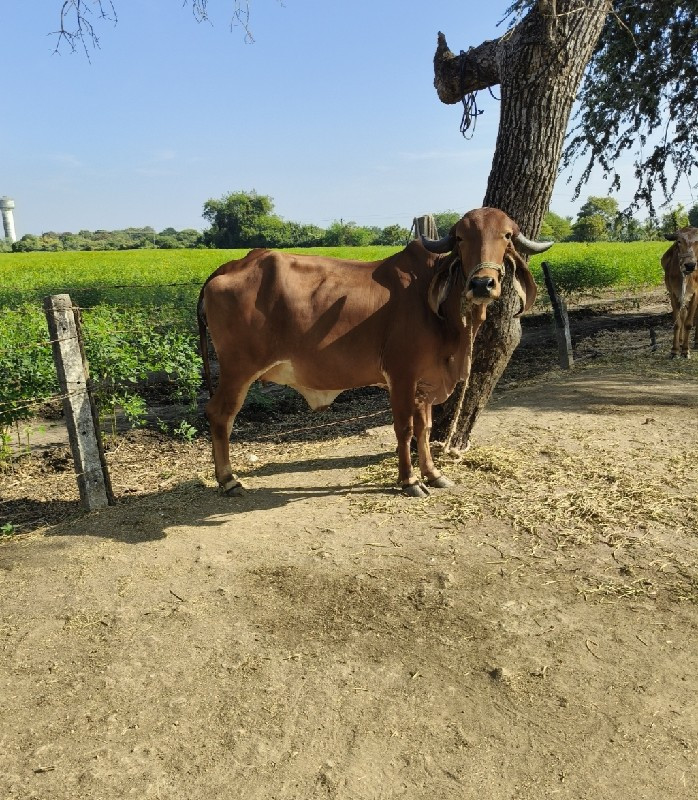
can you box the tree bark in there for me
[432,0,612,447]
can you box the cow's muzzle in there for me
[682,261,697,274]
[469,276,497,299]
[465,261,505,302]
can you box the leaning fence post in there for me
[44,293,113,510]
[541,261,574,370]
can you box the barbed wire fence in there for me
[522,266,673,368]
[0,280,205,512]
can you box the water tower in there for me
[1,196,16,242]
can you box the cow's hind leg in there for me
[413,401,453,489]
[669,295,682,357]
[206,375,253,495]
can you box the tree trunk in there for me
[432,0,612,447]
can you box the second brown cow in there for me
[662,227,698,358]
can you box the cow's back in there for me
[202,247,438,391]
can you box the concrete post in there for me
[44,294,113,510]
[0,196,16,242]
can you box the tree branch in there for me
[52,0,116,57]
[433,32,502,105]
[51,1,264,55]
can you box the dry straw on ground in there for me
[356,441,695,547]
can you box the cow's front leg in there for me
[681,295,698,357]
[681,323,692,358]
[677,307,692,358]
[414,401,453,489]
[670,317,683,357]
[390,384,429,497]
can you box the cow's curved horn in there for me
[421,233,455,254]
[664,233,679,241]
[514,231,554,255]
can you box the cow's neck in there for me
[436,270,486,381]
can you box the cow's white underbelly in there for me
[260,361,342,411]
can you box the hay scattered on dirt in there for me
[351,440,696,559]
[450,443,695,546]
[353,456,482,525]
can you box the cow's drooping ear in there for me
[506,249,538,316]
[664,233,678,241]
[428,256,459,316]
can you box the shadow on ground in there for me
[2,449,394,544]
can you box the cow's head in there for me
[665,227,698,275]
[421,207,552,316]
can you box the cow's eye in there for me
[504,232,512,240]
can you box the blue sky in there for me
[1,1,693,237]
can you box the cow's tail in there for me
[197,287,213,398]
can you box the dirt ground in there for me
[2,325,698,799]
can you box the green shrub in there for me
[81,305,201,420]
[0,304,58,428]
[0,302,201,433]
[529,242,667,293]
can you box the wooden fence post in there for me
[541,261,574,370]
[413,214,438,240]
[44,294,113,511]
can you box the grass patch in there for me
[0,241,670,430]
[0,242,666,307]
[0,246,400,309]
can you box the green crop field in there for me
[527,241,667,293]
[0,247,402,309]
[0,241,668,308]
[0,241,670,436]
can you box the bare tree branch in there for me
[51,1,117,58]
[50,1,285,54]
[232,1,254,43]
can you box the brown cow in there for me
[662,227,698,358]
[198,207,552,497]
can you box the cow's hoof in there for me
[670,352,678,358]
[681,352,690,359]
[427,475,454,489]
[401,481,430,498]
[219,482,246,497]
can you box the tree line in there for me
[2,226,202,253]
[3,189,697,253]
[0,190,413,253]
[541,197,698,243]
